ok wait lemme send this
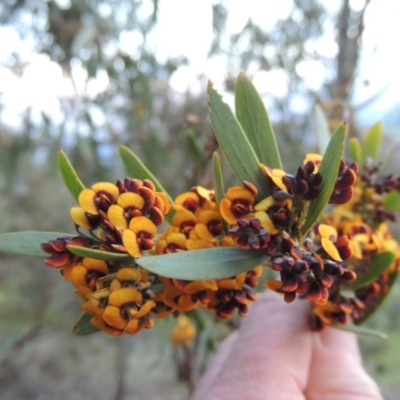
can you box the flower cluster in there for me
[312,160,400,329]
[265,226,356,305]
[68,263,156,335]
[70,178,171,258]
[41,183,264,335]
[37,143,399,339]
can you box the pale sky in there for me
[0,0,400,131]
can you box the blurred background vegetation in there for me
[0,0,399,399]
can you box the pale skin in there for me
[192,291,383,400]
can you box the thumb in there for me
[305,325,383,400]
[192,291,313,400]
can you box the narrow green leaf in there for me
[67,245,131,261]
[118,145,174,223]
[352,251,396,289]
[186,128,203,163]
[333,324,387,339]
[348,137,362,165]
[207,81,271,202]
[0,332,26,355]
[384,191,400,211]
[73,313,100,335]
[355,268,398,325]
[57,149,85,202]
[212,152,225,208]
[235,72,282,169]
[362,122,382,165]
[379,144,395,173]
[314,104,331,154]
[136,247,269,280]
[302,123,346,236]
[212,152,229,235]
[118,145,173,204]
[0,231,73,258]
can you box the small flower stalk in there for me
[0,74,398,342]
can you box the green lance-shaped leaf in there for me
[207,81,271,202]
[118,145,174,223]
[186,128,203,164]
[348,137,362,165]
[136,247,269,280]
[333,324,387,339]
[57,149,86,202]
[384,190,400,211]
[212,152,229,235]
[0,231,73,258]
[0,332,27,355]
[235,72,282,169]
[314,104,331,154]
[73,313,100,335]
[362,122,382,166]
[352,251,396,290]
[212,152,225,208]
[355,268,398,326]
[67,245,131,261]
[301,123,346,236]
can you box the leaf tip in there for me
[237,71,248,80]
[57,148,67,159]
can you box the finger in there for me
[305,326,383,400]
[192,292,314,400]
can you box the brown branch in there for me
[113,340,127,400]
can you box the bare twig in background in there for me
[113,338,128,400]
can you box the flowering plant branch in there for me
[0,73,399,340]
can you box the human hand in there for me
[192,291,382,400]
